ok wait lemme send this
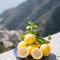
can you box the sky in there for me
[0,0,26,14]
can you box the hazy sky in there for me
[0,0,26,14]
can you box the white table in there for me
[0,32,60,60]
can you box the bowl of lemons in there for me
[16,22,51,60]
[17,34,51,60]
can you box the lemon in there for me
[40,44,51,57]
[24,34,36,45]
[31,48,43,59]
[28,44,40,55]
[18,47,29,58]
[17,41,27,49]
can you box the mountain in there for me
[0,0,60,36]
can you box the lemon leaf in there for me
[36,37,49,45]
[19,33,25,40]
[48,35,51,40]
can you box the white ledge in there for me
[0,32,60,60]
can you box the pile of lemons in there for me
[17,34,51,59]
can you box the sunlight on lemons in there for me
[24,34,36,45]
[28,44,40,55]
[40,44,51,57]
[31,48,43,59]
[17,41,27,48]
[18,47,29,58]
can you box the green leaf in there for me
[26,26,31,30]
[34,31,40,37]
[32,23,38,29]
[48,34,51,40]
[27,29,33,34]
[19,33,25,40]
[36,37,50,45]
[36,39,42,45]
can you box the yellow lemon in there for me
[17,41,27,49]
[31,48,43,59]
[18,47,29,58]
[40,44,51,57]
[28,44,40,55]
[24,34,36,45]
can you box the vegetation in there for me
[20,21,51,45]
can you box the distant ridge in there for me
[0,0,60,36]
